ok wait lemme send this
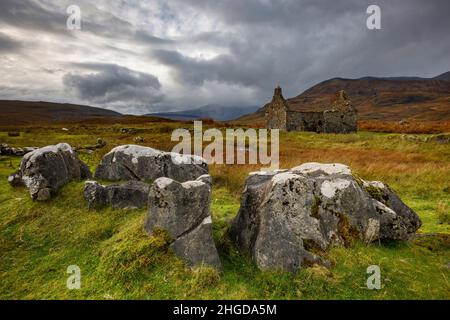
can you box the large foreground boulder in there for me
[229,163,421,273]
[8,143,91,200]
[94,145,208,183]
[145,175,221,270]
[83,180,150,209]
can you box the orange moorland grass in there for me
[359,120,450,134]
[209,145,449,196]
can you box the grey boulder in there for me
[84,180,150,209]
[145,175,221,270]
[8,143,91,200]
[229,163,421,273]
[94,145,208,183]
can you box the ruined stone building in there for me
[265,86,357,133]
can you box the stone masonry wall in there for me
[287,111,324,132]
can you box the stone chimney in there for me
[272,85,284,101]
[331,89,355,112]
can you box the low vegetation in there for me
[0,120,449,299]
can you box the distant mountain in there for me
[238,72,450,123]
[434,71,450,80]
[0,100,122,126]
[147,104,259,121]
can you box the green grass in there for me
[0,125,449,299]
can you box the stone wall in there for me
[287,111,324,132]
[323,110,357,133]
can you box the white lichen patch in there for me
[182,180,205,189]
[202,216,212,225]
[23,143,72,163]
[170,152,205,165]
[320,179,351,198]
[292,162,352,176]
[365,218,380,242]
[271,172,302,185]
[21,175,35,188]
[368,181,386,189]
[154,177,174,189]
[107,145,206,166]
[120,145,158,157]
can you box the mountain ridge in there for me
[146,104,259,121]
[0,100,122,126]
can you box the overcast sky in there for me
[0,0,449,114]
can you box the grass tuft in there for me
[97,217,172,281]
[437,201,450,225]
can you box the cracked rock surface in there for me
[8,143,91,201]
[145,175,221,269]
[84,180,150,209]
[94,145,208,183]
[229,162,421,273]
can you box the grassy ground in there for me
[0,122,449,299]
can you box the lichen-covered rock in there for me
[229,162,421,273]
[8,143,91,201]
[84,180,150,209]
[362,180,422,241]
[145,175,221,270]
[94,145,208,183]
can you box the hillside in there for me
[147,104,259,121]
[239,72,450,123]
[0,100,122,126]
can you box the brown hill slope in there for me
[0,100,122,126]
[239,73,450,124]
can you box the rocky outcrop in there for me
[145,175,221,270]
[229,163,421,273]
[1,143,38,156]
[83,180,150,209]
[8,143,91,201]
[94,145,208,183]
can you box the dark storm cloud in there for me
[0,0,68,35]
[153,49,267,87]
[0,0,449,112]
[156,0,450,101]
[63,63,163,105]
[134,30,174,45]
[0,0,165,44]
[0,33,22,52]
